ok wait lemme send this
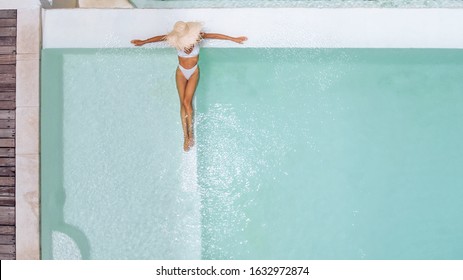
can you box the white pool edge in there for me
[15,6,41,260]
[42,8,463,49]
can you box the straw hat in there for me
[166,21,203,50]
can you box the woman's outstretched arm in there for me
[202,33,248,44]
[131,35,167,46]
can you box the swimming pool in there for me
[41,48,201,259]
[41,46,463,259]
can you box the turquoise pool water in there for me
[41,48,463,259]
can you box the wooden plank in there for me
[0,28,16,37]
[0,101,15,109]
[0,19,16,28]
[0,120,14,128]
[0,81,14,87]
[0,73,14,79]
[0,177,14,186]
[0,166,14,176]
[0,74,15,83]
[0,148,14,156]
[0,234,15,244]
[0,244,15,254]
[0,196,14,207]
[0,166,14,174]
[0,110,14,120]
[0,11,17,19]
[0,38,16,47]
[0,92,15,101]
[0,128,14,138]
[0,54,16,64]
[0,101,14,110]
[0,148,14,158]
[0,139,14,147]
[0,46,15,55]
[0,187,14,196]
[0,84,15,91]
[0,226,14,235]
[0,158,15,167]
[0,206,14,225]
[0,64,14,73]
[0,253,14,260]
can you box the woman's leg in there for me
[175,67,189,151]
[183,67,200,147]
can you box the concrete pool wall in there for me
[43,8,463,49]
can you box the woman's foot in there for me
[183,137,190,152]
[188,136,195,148]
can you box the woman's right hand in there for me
[131,39,145,46]
[233,36,248,44]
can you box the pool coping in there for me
[15,4,41,260]
[42,8,463,49]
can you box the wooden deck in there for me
[0,9,16,260]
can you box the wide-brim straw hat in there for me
[166,21,203,50]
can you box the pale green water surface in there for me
[41,48,463,259]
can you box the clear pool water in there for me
[41,48,463,259]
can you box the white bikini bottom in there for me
[178,64,198,80]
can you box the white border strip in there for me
[16,6,41,260]
[42,8,463,49]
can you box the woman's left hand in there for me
[131,39,145,46]
[233,36,248,44]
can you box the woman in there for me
[131,21,247,151]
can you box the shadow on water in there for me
[49,188,91,259]
[41,49,91,259]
